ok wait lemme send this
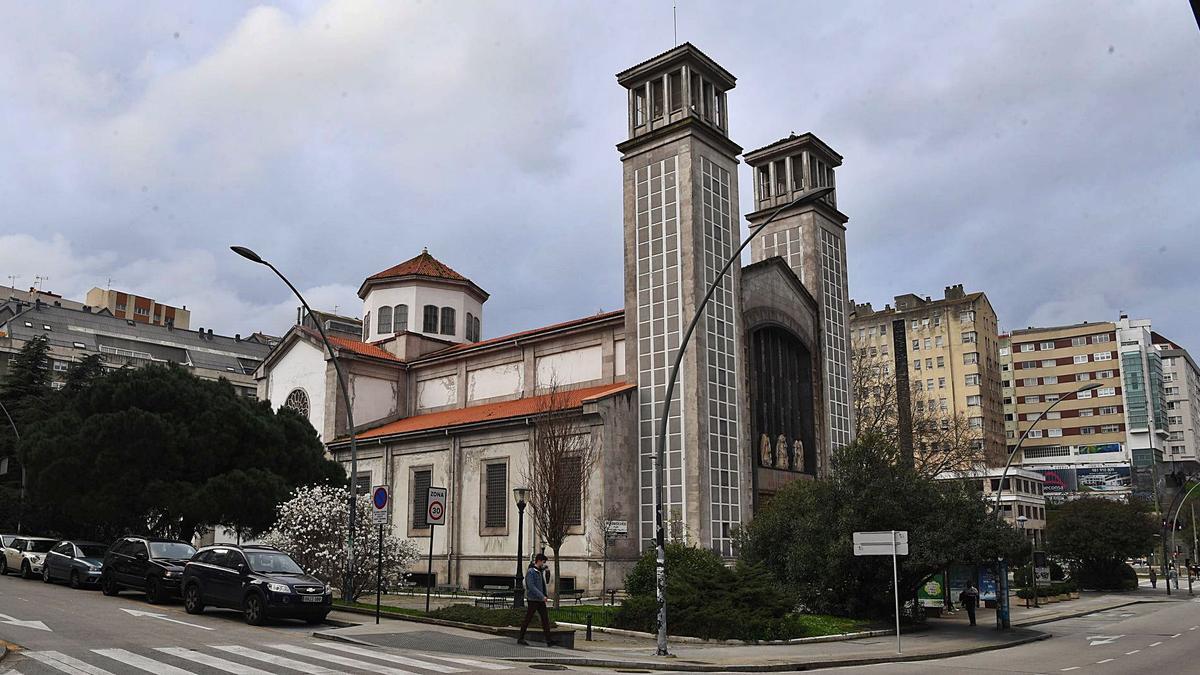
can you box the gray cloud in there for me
[0,1,1196,349]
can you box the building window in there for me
[1099,406,1119,415]
[965,374,981,386]
[967,395,982,406]
[1097,370,1115,379]
[668,70,683,112]
[1093,334,1111,343]
[1028,429,1043,438]
[284,389,310,419]
[925,358,933,369]
[937,356,945,368]
[52,360,69,372]
[923,337,932,350]
[913,360,921,370]
[422,305,439,333]
[411,469,432,530]
[1040,341,1054,350]
[960,311,975,324]
[440,307,456,335]
[1043,375,1059,385]
[1025,395,1040,404]
[999,346,1010,356]
[879,323,887,336]
[969,417,983,429]
[1078,372,1091,381]
[926,378,934,391]
[1020,343,1035,352]
[758,166,772,198]
[938,377,946,389]
[633,86,647,127]
[1023,378,1037,386]
[563,455,583,527]
[1166,386,1180,395]
[1041,360,1055,368]
[394,305,408,332]
[912,339,920,351]
[353,473,372,496]
[1100,424,1121,434]
[962,331,977,344]
[964,352,979,365]
[936,335,944,348]
[377,306,393,334]
[1079,409,1094,417]
[1080,426,1095,435]
[466,313,477,342]
[1169,415,1183,425]
[362,312,370,341]
[1047,428,1062,437]
[1097,387,1116,397]
[1072,337,1086,347]
[484,462,507,529]
[1094,352,1112,361]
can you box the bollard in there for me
[586,614,593,641]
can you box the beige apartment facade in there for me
[85,287,191,329]
[850,284,1005,465]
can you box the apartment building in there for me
[936,467,1047,544]
[1151,333,1200,472]
[850,284,1005,465]
[1006,317,1169,503]
[85,287,191,329]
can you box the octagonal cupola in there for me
[357,248,488,344]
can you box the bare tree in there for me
[589,505,624,605]
[524,382,600,608]
[851,348,984,477]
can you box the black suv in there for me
[182,544,331,625]
[101,536,196,603]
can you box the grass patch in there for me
[782,614,871,637]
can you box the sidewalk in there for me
[316,588,1185,671]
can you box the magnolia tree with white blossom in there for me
[262,484,420,601]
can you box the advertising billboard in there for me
[1077,466,1132,492]
[1076,443,1122,455]
[1033,468,1077,493]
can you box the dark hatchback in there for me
[42,540,108,588]
[183,544,331,625]
[101,536,196,603]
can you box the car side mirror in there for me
[237,563,249,576]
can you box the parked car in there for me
[182,544,332,625]
[101,536,196,603]
[1,536,57,579]
[0,534,17,549]
[42,540,108,588]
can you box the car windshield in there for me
[77,545,108,558]
[245,551,306,575]
[26,540,54,553]
[149,542,196,559]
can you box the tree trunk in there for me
[552,546,561,609]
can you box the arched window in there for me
[440,307,456,336]
[377,306,392,334]
[466,312,475,341]
[394,304,408,332]
[362,312,370,341]
[284,388,310,419]
[473,316,481,342]
[422,305,439,333]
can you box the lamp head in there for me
[795,185,835,206]
[1080,382,1103,392]
[513,486,528,506]
[230,246,264,264]
[1016,515,1028,526]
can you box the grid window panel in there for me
[821,228,852,451]
[412,470,431,529]
[484,463,507,528]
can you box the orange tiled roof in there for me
[366,249,467,283]
[351,382,634,441]
[298,326,402,362]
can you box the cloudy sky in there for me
[2,1,1197,348]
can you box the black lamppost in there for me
[650,185,834,656]
[230,245,360,601]
[513,486,528,609]
[0,398,22,534]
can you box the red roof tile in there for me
[349,382,634,441]
[366,249,468,283]
[298,326,402,362]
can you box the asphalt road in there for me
[0,571,518,674]
[826,597,1200,674]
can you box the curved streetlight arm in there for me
[1169,478,1200,568]
[0,398,23,534]
[650,185,833,656]
[993,382,1102,518]
[231,247,360,602]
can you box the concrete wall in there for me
[467,361,524,402]
[417,373,458,411]
[363,280,484,344]
[535,345,603,389]
[264,339,329,439]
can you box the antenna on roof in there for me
[6,274,18,289]
[106,276,116,289]
[673,1,678,46]
[33,275,50,290]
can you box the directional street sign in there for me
[426,486,447,526]
[853,530,909,556]
[370,485,389,525]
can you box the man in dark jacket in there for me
[518,553,553,646]
[958,584,980,626]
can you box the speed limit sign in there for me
[426,486,447,526]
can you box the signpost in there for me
[370,486,389,624]
[854,531,908,654]
[425,486,447,613]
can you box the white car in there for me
[1,536,58,579]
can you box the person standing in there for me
[958,584,980,626]
[1150,567,1158,589]
[1169,565,1179,590]
[517,553,553,646]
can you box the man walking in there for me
[1150,566,1158,589]
[517,553,553,646]
[958,584,980,626]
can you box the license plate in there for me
[302,595,324,603]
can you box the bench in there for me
[473,585,513,609]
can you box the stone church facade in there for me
[256,43,851,592]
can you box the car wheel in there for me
[184,584,205,615]
[69,570,81,589]
[21,562,33,580]
[0,558,7,576]
[42,565,51,583]
[145,577,163,604]
[243,593,266,626]
[102,574,120,596]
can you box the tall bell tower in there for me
[616,44,749,556]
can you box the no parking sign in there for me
[370,485,389,525]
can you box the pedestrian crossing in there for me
[4,641,514,675]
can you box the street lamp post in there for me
[1016,515,1037,608]
[991,381,1101,628]
[230,246,360,601]
[650,185,834,656]
[0,398,22,534]
[513,486,528,609]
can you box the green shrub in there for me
[624,543,729,597]
[1076,560,1138,590]
[427,604,556,628]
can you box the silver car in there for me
[1,536,57,579]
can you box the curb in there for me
[1013,599,1172,628]
[324,606,574,641]
[553,621,897,645]
[509,630,1051,672]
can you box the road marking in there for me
[268,644,415,674]
[155,648,275,675]
[1126,649,1141,654]
[119,608,213,631]
[1087,634,1125,646]
[0,612,50,632]
[1097,659,1114,664]
[92,649,195,674]
[23,651,113,674]
[1150,641,1163,647]
[416,653,514,670]
[1061,668,1080,672]
[1191,626,1199,631]
[315,643,467,672]
[1171,633,1182,638]
[211,646,337,674]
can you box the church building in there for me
[255,43,852,592]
